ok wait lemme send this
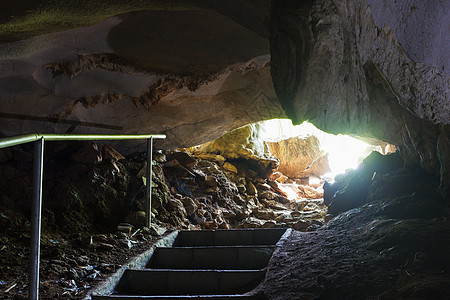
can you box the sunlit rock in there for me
[324,151,403,215]
[270,0,449,183]
[194,124,279,177]
[222,162,238,174]
[267,135,330,178]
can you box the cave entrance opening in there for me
[259,119,393,182]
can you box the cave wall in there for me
[270,0,449,187]
[0,9,284,150]
[0,0,448,186]
[367,0,449,73]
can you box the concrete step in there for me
[89,229,291,300]
[114,269,266,296]
[147,246,275,270]
[91,294,262,299]
[172,228,287,247]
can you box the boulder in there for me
[267,135,331,178]
[194,153,226,166]
[195,124,279,177]
[325,151,403,215]
[180,197,198,216]
[124,211,146,226]
[268,171,288,184]
[102,144,125,161]
[71,142,102,164]
[246,181,258,196]
[222,162,238,174]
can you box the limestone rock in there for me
[204,175,219,189]
[0,0,447,187]
[325,151,403,215]
[367,0,448,72]
[167,198,186,214]
[102,144,125,161]
[166,152,196,171]
[241,217,265,228]
[222,162,238,174]
[0,9,284,151]
[253,209,275,220]
[196,124,279,177]
[259,190,277,201]
[292,220,312,232]
[153,151,167,163]
[256,183,272,191]
[262,221,276,228]
[193,153,226,166]
[124,211,146,226]
[71,142,102,164]
[268,171,288,184]
[180,197,197,216]
[270,0,449,180]
[246,182,258,196]
[298,185,323,200]
[149,223,167,236]
[267,135,331,178]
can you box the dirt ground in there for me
[0,210,167,299]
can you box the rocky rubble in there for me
[165,148,327,231]
[0,121,337,298]
[0,129,328,234]
[0,135,329,297]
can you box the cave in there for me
[0,1,449,299]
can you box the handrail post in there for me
[145,137,153,228]
[29,138,44,300]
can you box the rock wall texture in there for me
[270,0,449,187]
[0,9,284,150]
[367,0,449,73]
[0,0,448,187]
[192,124,279,177]
[266,170,450,299]
[267,135,330,178]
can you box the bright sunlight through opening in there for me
[260,119,383,180]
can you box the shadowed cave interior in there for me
[0,1,449,299]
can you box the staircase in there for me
[91,228,290,299]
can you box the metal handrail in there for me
[0,133,166,300]
[0,133,166,148]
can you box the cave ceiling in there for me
[0,0,448,186]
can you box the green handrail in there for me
[0,133,166,148]
[0,133,166,300]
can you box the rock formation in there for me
[266,168,450,299]
[267,135,330,178]
[191,123,279,177]
[0,0,448,188]
[270,0,449,188]
[0,8,283,150]
[1,1,449,298]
